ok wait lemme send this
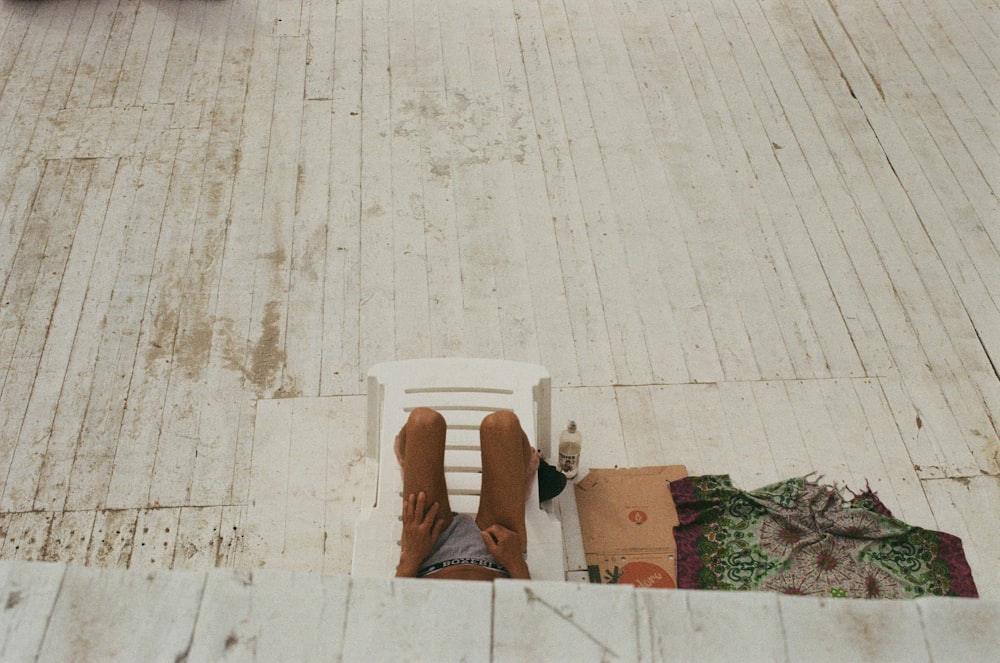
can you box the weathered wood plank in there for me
[493,580,638,662]
[357,0,396,375]
[388,1,434,361]
[489,0,581,386]
[2,158,115,513]
[701,0,869,378]
[172,507,224,571]
[238,398,292,570]
[281,398,331,572]
[918,596,1000,661]
[283,99,332,396]
[780,595,930,662]
[343,577,492,661]
[716,380,781,487]
[751,380,814,479]
[38,565,204,661]
[85,509,138,568]
[0,3,998,646]
[0,560,65,661]
[640,589,787,662]
[130,507,181,570]
[510,0,617,386]
[188,568,350,660]
[319,0,363,395]
[42,510,96,564]
[852,378,936,527]
[322,395,373,575]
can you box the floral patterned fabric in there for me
[670,475,978,598]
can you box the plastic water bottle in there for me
[558,421,582,479]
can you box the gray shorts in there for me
[417,513,508,577]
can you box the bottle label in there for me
[558,444,581,478]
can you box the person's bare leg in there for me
[476,410,533,553]
[397,407,453,531]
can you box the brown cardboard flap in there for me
[574,466,687,588]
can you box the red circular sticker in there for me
[628,509,647,525]
[618,561,675,589]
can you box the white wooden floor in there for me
[0,0,997,638]
[4,560,999,661]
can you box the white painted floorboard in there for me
[0,0,997,655]
[3,560,998,662]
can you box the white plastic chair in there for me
[351,358,565,580]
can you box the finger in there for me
[480,530,498,555]
[491,524,513,536]
[483,525,505,544]
[423,500,440,526]
[431,516,447,541]
[402,493,415,521]
[415,491,427,517]
[482,526,500,545]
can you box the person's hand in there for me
[480,524,530,579]
[396,491,446,577]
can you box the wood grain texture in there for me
[0,0,996,613]
[4,559,998,660]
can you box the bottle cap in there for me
[567,420,577,433]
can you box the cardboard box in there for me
[574,466,688,588]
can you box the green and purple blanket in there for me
[670,475,978,598]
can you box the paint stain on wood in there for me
[146,290,287,396]
[219,318,249,379]
[146,304,180,372]
[985,438,1000,475]
[272,378,302,399]
[249,301,285,395]
[175,318,214,380]
[261,246,286,267]
[219,315,285,398]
